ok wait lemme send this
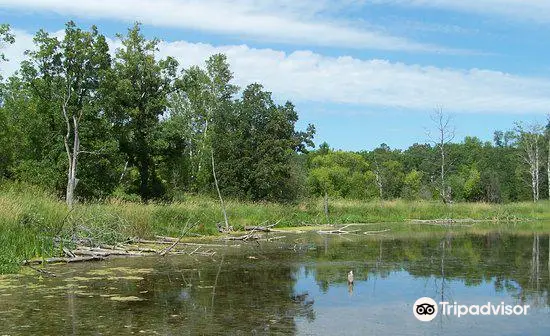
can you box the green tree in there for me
[106,23,178,202]
[214,83,314,202]
[0,24,16,178]
[463,165,483,201]
[0,23,14,64]
[188,54,238,192]
[308,151,375,199]
[20,22,111,208]
[402,170,423,200]
[361,144,406,199]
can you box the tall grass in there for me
[1,182,550,273]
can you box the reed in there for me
[1,182,550,273]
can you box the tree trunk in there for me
[63,104,79,210]
[429,107,454,204]
[119,160,128,184]
[139,156,150,203]
[518,126,542,203]
[535,143,540,202]
[196,119,207,178]
[323,192,329,224]
[440,141,446,202]
[211,149,229,231]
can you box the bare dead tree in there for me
[212,149,229,231]
[515,122,543,202]
[427,106,455,204]
[62,84,79,210]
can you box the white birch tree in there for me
[515,122,543,202]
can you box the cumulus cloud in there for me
[3,29,550,114]
[0,0,456,53]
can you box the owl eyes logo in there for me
[416,303,436,315]
[413,297,438,321]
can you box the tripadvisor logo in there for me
[413,297,438,322]
[413,297,530,322]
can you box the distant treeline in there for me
[311,134,538,203]
[0,22,548,204]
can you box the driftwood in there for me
[62,247,76,258]
[244,220,282,233]
[72,248,144,257]
[159,235,184,256]
[122,246,159,253]
[317,224,359,235]
[222,233,262,241]
[155,235,181,242]
[133,239,238,248]
[23,255,105,265]
[244,225,275,232]
[22,221,288,268]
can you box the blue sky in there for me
[1,0,550,151]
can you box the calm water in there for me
[1,232,549,335]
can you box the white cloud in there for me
[372,0,550,23]
[3,29,550,114]
[0,0,455,52]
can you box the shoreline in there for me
[3,186,550,274]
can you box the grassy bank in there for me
[2,183,550,273]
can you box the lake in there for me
[1,231,549,335]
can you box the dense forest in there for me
[1,22,550,206]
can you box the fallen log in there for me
[62,247,76,258]
[244,220,281,232]
[155,235,180,242]
[132,239,237,248]
[23,256,105,266]
[222,233,262,241]
[244,225,274,232]
[317,224,359,234]
[72,249,144,257]
[124,246,159,253]
[159,234,184,256]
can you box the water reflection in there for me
[0,233,548,335]
[299,232,550,335]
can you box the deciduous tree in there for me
[22,22,111,208]
[107,23,178,202]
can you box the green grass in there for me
[1,182,550,273]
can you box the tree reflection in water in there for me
[307,233,550,309]
[0,232,549,335]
